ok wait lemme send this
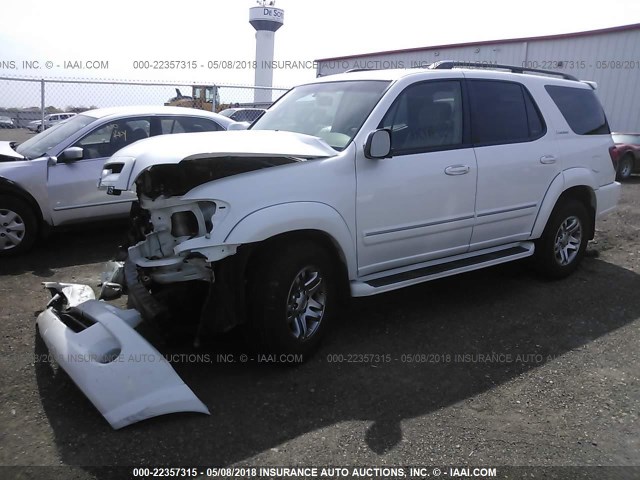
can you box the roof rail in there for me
[429,60,579,81]
[344,68,377,73]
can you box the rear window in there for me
[545,85,610,135]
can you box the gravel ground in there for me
[0,178,638,479]
[0,128,34,143]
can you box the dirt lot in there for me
[0,128,34,143]
[0,179,639,479]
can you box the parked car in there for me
[0,106,235,255]
[611,132,640,181]
[27,112,77,133]
[218,107,266,123]
[0,116,15,129]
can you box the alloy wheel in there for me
[553,215,582,266]
[286,266,327,340]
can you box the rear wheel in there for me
[0,195,38,256]
[247,241,338,358]
[533,198,590,279]
[616,154,634,181]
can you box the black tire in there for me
[247,241,338,358]
[616,154,634,181]
[0,195,38,256]
[533,198,590,279]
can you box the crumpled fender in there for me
[224,201,357,278]
[36,284,209,429]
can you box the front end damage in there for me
[113,136,336,336]
[123,192,247,338]
[120,156,299,336]
[36,131,338,428]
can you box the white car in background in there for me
[0,106,235,255]
[27,112,77,133]
[0,116,16,129]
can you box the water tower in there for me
[250,0,284,103]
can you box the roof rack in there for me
[344,68,377,73]
[429,60,579,81]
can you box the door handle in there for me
[540,155,557,164]
[444,165,470,176]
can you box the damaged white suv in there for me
[99,63,620,356]
[36,62,621,428]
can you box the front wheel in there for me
[247,242,338,358]
[0,195,38,256]
[533,199,590,279]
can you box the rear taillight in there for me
[609,146,620,169]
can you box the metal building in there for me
[315,24,640,132]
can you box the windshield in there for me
[16,114,95,159]
[251,80,390,151]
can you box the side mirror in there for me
[228,121,250,131]
[58,146,84,162]
[364,129,391,159]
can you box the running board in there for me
[351,242,534,297]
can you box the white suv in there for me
[93,62,620,356]
[27,112,77,132]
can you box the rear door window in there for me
[468,80,546,145]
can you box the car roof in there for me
[311,67,591,89]
[220,107,265,113]
[79,105,235,125]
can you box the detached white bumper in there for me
[36,295,209,429]
[596,181,621,218]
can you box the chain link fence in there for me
[0,77,289,129]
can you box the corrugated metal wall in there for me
[317,28,640,132]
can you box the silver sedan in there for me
[0,106,235,255]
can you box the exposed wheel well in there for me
[622,152,636,169]
[558,186,596,239]
[0,178,45,229]
[247,229,351,303]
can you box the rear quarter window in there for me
[161,116,222,134]
[545,85,610,135]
